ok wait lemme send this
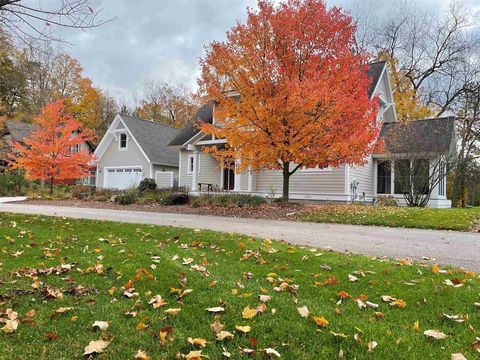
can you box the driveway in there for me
[0,203,479,270]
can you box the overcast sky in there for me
[56,0,480,104]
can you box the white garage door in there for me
[104,167,143,189]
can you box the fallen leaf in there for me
[348,274,358,282]
[165,308,181,315]
[92,321,109,331]
[148,295,167,309]
[210,320,224,334]
[367,340,378,352]
[1,320,18,333]
[207,307,225,313]
[55,307,73,314]
[312,316,329,327]
[188,337,207,348]
[259,295,272,302]
[216,331,234,340]
[235,325,251,333]
[265,348,281,357]
[451,354,467,360]
[83,339,110,355]
[242,306,257,319]
[298,306,310,318]
[134,349,150,360]
[424,329,448,340]
[184,350,205,359]
[44,332,59,341]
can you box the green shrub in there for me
[0,170,29,196]
[138,178,157,193]
[195,193,265,207]
[160,192,190,206]
[114,188,138,205]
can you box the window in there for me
[377,160,391,194]
[394,160,410,194]
[439,162,445,196]
[119,133,127,149]
[301,165,332,172]
[412,159,429,195]
[70,144,81,154]
[187,155,195,174]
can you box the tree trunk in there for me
[282,162,290,203]
[50,177,54,195]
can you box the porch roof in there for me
[374,117,455,156]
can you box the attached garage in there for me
[104,167,143,189]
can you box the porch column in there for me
[234,159,242,192]
[373,159,378,195]
[192,150,199,191]
[247,166,253,192]
[390,160,395,195]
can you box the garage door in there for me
[104,167,143,189]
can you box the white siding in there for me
[198,152,221,187]
[96,132,150,188]
[179,149,193,188]
[350,156,375,198]
[153,164,179,187]
[253,165,347,198]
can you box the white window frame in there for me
[119,132,128,151]
[301,165,332,173]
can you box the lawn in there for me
[297,205,480,231]
[0,214,479,359]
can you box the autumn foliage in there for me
[9,99,94,192]
[198,0,380,200]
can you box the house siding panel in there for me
[253,165,347,197]
[350,156,375,198]
[198,152,221,187]
[179,149,193,188]
[96,133,150,188]
[152,164,178,187]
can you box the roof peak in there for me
[118,113,178,129]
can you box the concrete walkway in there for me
[0,203,479,270]
[0,196,27,203]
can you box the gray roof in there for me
[4,121,38,142]
[366,61,387,98]
[377,117,456,155]
[119,114,180,166]
[168,104,213,146]
[169,62,386,147]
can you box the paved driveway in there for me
[0,203,479,270]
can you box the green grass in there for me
[297,205,480,231]
[0,214,479,359]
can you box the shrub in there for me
[194,193,265,207]
[72,185,93,199]
[0,170,29,196]
[160,192,190,206]
[138,178,157,193]
[376,195,398,207]
[93,188,115,202]
[114,188,138,205]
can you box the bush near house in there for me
[191,194,266,208]
[138,178,157,193]
[0,170,29,196]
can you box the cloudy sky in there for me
[56,0,479,104]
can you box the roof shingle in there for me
[119,114,180,166]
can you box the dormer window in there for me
[119,133,128,150]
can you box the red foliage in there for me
[9,99,94,188]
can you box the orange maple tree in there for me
[9,99,94,193]
[198,0,380,201]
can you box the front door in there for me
[222,159,235,190]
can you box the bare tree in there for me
[0,0,115,43]
[373,1,478,116]
[451,84,480,206]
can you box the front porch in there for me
[373,157,451,208]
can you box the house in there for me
[94,114,180,190]
[169,61,455,208]
[0,121,96,185]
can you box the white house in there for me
[94,114,180,190]
[168,61,455,208]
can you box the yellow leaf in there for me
[134,349,150,360]
[312,316,329,327]
[413,321,420,332]
[242,306,257,319]
[235,325,251,333]
[136,322,148,330]
[188,337,207,348]
[164,308,181,315]
[432,264,440,274]
[216,331,235,340]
